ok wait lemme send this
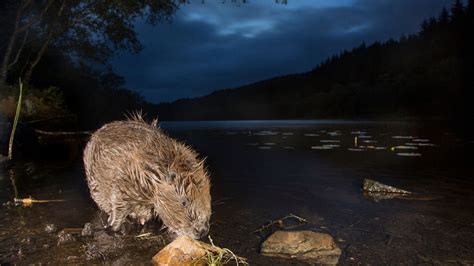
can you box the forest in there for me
[154,0,474,123]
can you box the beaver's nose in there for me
[196,227,209,239]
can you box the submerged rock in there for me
[363,178,411,194]
[361,179,441,202]
[152,236,210,266]
[261,230,341,265]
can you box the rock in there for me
[57,230,76,245]
[363,178,411,194]
[44,224,57,234]
[152,236,212,266]
[261,230,341,265]
[82,223,93,236]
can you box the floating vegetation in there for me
[327,131,341,136]
[348,148,365,151]
[263,143,276,146]
[405,143,437,147]
[282,132,294,136]
[392,136,415,139]
[320,140,340,143]
[363,140,377,143]
[323,144,340,148]
[304,133,319,137]
[254,131,278,136]
[311,146,333,150]
[372,147,387,150]
[358,135,372,139]
[359,146,387,150]
[413,139,430,142]
[392,145,418,150]
[258,146,272,150]
[396,152,422,157]
[351,131,367,135]
[283,146,295,149]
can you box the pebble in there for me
[45,224,57,234]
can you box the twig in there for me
[135,232,152,238]
[14,196,65,207]
[251,213,309,234]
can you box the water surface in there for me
[1,120,473,264]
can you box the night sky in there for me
[112,0,454,103]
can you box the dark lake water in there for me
[1,120,474,265]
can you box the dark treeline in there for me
[155,0,474,122]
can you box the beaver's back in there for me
[83,120,169,212]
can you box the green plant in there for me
[8,79,23,160]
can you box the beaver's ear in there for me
[166,171,177,183]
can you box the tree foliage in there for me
[0,0,179,84]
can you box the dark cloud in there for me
[112,0,456,103]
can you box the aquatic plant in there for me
[195,236,248,266]
[7,79,23,160]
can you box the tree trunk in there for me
[0,6,22,85]
[22,0,67,84]
[22,33,52,84]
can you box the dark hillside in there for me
[155,1,474,122]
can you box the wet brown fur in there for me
[83,115,211,239]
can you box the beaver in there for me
[83,116,211,239]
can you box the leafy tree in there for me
[0,0,179,85]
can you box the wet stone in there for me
[44,224,57,234]
[363,178,411,194]
[57,230,76,245]
[261,230,341,265]
[152,236,211,266]
[81,223,93,237]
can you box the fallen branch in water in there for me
[251,213,309,234]
[14,196,65,207]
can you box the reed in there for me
[7,79,23,160]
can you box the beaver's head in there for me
[153,157,211,239]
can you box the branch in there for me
[17,0,55,33]
[7,29,29,70]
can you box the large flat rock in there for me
[261,230,341,265]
